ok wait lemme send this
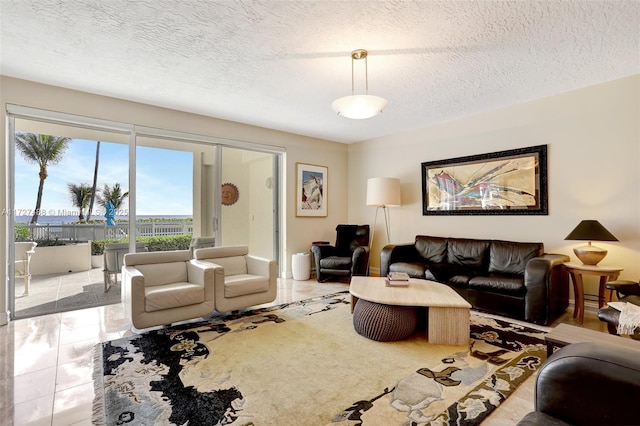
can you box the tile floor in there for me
[0,276,610,426]
[13,268,120,319]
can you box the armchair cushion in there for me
[145,282,204,312]
[224,274,270,298]
[214,256,248,276]
[135,262,188,287]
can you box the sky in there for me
[14,138,193,218]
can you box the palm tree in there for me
[86,141,101,221]
[67,183,92,223]
[15,133,71,223]
[97,183,129,211]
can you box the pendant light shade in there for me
[331,95,388,120]
[332,49,388,119]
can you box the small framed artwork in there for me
[421,144,548,215]
[296,162,328,217]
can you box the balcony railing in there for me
[19,221,193,242]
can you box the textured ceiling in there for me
[1,1,639,143]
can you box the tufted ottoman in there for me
[353,299,417,341]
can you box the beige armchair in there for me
[15,242,37,296]
[122,250,215,330]
[193,245,277,312]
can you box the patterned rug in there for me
[93,291,547,425]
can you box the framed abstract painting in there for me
[296,163,328,217]
[421,145,548,215]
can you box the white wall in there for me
[349,75,640,300]
[0,76,349,324]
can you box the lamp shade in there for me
[564,220,618,241]
[331,95,388,119]
[366,177,401,207]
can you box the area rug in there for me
[93,291,547,425]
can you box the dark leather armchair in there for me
[597,279,640,339]
[311,224,370,282]
[518,342,640,425]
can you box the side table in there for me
[564,262,623,324]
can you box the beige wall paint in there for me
[0,76,349,324]
[349,74,640,300]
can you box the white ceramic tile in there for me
[52,382,94,426]
[14,344,59,376]
[59,323,120,346]
[13,366,57,405]
[57,339,99,365]
[56,359,93,392]
[12,393,54,426]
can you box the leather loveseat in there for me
[380,235,569,325]
[518,342,640,425]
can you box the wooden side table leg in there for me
[570,272,585,324]
[598,275,608,308]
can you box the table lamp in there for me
[564,220,618,265]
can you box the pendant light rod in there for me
[350,49,369,95]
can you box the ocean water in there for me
[13,215,192,225]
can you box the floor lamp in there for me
[366,177,401,275]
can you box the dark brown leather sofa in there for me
[518,342,640,425]
[380,235,569,325]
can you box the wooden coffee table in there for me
[545,323,640,357]
[349,276,471,345]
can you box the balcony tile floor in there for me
[14,268,120,319]
[2,272,612,425]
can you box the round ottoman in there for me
[353,299,417,341]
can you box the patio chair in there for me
[189,236,216,255]
[193,245,277,312]
[103,242,148,292]
[15,242,37,296]
[122,250,216,330]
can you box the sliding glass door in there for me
[7,107,282,320]
[10,116,130,318]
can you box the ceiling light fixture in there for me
[331,49,388,119]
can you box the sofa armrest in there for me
[523,254,569,324]
[246,254,274,278]
[350,245,370,276]
[530,342,640,425]
[606,279,640,297]
[122,266,146,327]
[380,243,420,277]
[187,260,216,298]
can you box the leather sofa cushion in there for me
[415,236,447,263]
[446,239,490,269]
[426,263,470,283]
[469,274,525,295]
[489,240,543,275]
[320,256,352,270]
[136,262,188,287]
[145,282,204,312]
[389,262,425,278]
[224,274,270,298]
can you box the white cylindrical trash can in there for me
[292,252,311,281]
